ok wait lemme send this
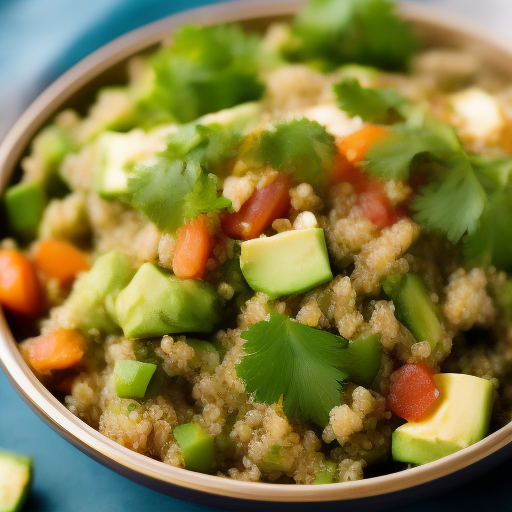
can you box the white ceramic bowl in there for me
[2,2,512,510]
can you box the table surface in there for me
[2,0,512,511]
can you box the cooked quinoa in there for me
[4,0,512,485]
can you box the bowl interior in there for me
[1,0,512,507]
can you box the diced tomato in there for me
[387,363,440,422]
[359,183,401,230]
[220,173,291,240]
[331,153,368,190]
[332,126,402,230]
[173,214,213,280]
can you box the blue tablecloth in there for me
[2,1,512,510]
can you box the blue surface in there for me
[1,0,512,510]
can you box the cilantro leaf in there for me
[285,0,419,71]
[164,123,242,175]
[464,183,512,271]
[333,78,409,123]
[141,24,265,123]
[255,119,336,187]
[412,155,487,243]
[470,154,512,193]
[362,129,451,182]
[128,124,237,233]
[236,312,348,427]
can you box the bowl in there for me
[2,1,512,510]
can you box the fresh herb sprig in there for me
[128,123,238,233]
[250,119,337,188]
[139,24,266,124]
[283,0,419,71]
[333,77,512,269]
[236,312,349,427]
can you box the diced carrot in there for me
[332,126,401,230]
[34,240,89,285]
[0,250,43,316]
[21,328,86,374]
[387,363,440,422]
[220,173,291,240]
[332,125,390,184]
[173,214,213,280]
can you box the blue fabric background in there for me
[1,0,512,510]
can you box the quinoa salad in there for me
[3,0,512,486]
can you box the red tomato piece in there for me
[331,153,368,190]
[359,183,401,230]
[387,363,440,422]
[220,173,291,240]
[331,126,402,229]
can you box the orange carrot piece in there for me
[34,240,89,284]
[22,328,86,374]
[173,215,213,280]
[331,125,389,185]
[338,125,390,164]
[0,250,43,316]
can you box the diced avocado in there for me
[313,471,334,485]
[34,125,74,168]
[259,444,284,473]
[86,87,137,140]
[240,228,333,299]
[116,263,220,339]
[392,373,494,465]
[185,339,220,371]
[383,273,443,350]
[4,182,47,239]
[0,451,32,512]
[339,335,382,387]
[114,360,157,398]
[93,130,163,198]
[132,340,169,399]
[66,251,136,333]
[197,102,262,134]
[174,422,216,473]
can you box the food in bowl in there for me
[2,0,512,486]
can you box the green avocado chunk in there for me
[240,228,333,299]
[383,273,443,350]
[0,451,32,512]
[392,373,494,465]
[339,335,382,387]
[93,130,162,198]
[66,251,136,333]
[34,125,74,168]
[114,360,157,398]
[197,102,262,135]
[185,339,220,371]
[313,471,334,485]
[4,182,47,239]
[174,423,216,473]
[116,263,220,339]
